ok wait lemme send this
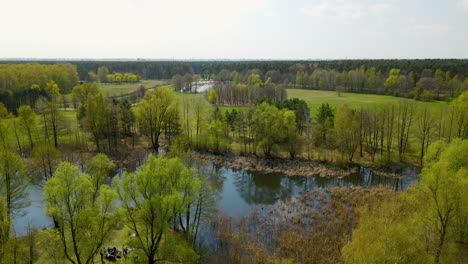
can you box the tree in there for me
[316,103,335,143]
[0,197,11,260]
[31,143,60,180]
[135,87,179,151]
[384,69,401,95]
[283,110,301,158]
[36,96,66,148]
[417,107,435,165]
[82,93,109,151]
[416,139,468,263]
[85,153,115,202]
[18,105,37,149]
[113,155,200,264]
[97,66,110,83]
[72,83,100,106]
[396,100,415,161]
[208,119,229,153]
[44,162,117,264]
[0,148,29,217]
[253,103,280,156]
[342,195,431,264]
[172,74,184,92]
[208,89,218,104]
[334,104,359,162]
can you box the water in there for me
[13,162,418,235]
[216,166,418,217]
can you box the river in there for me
[13,161,418,236]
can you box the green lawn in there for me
[287,89,448,113]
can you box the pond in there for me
[13,162,418,236]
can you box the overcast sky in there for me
[1,0,467,59]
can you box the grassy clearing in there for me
[287,89,448,113]
[99,80,168,97]
[174,88,447,115]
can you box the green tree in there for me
[72,83,100,106]
[208,119,229,153]
[334,104,359,162]
[82,93,109,151]
[283,110,301,158]
[18,105,37,149]
[384,69,401,94]
[97,66,109,83]
[113,155,200,264]
[342,196,431,264]
[135,87,179,151]
[416,139,468,263]
[44,162,117,264]
[0,148,29,217]
[45,80,61,98]
[208,89,218,104]
[85,153,115,202]
[0,197,11,261]
[252,103,287,156]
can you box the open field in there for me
[174,88,449,115]
[99,80,169,97]
[287,89,448,113]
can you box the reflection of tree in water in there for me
[229,169,298,205]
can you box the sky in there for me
[0,0,467,59]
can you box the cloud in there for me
[300,1,393,23]
[456,0,468,11]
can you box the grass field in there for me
[173,88,448,115]
[287,89,448,113]
[99,80,169,97]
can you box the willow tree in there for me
[44,162,117,264]
[85,153,115,202]
[135,87,179,151]
[416,139,468,263]
[113,155,200,264]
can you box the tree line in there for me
[207,73,287,105]
[0,64,79,112]
[89,66,140,83]
[176,91,467,167]
[2,59,467,82]
[295,67,468,100]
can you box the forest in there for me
[0,61,466,264]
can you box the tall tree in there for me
[82,93,109,151]
[97,66,110,83]
[17,105,37,149]
[334,104,360,162]
[44,162,117,264]
[416,139,468,263]
[113,155,200,264]
[0,148,29,217]
[135,87,179,151]
[85,153,115,202]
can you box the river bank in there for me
[197,151,413,179]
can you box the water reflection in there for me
[218,165,419,217]
[14,161,418,235]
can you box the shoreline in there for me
[198,152,356,178]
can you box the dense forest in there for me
[1,59,467,81]
[0,62,466,263]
